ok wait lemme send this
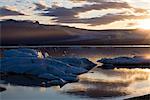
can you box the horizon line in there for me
[1,45,150,48]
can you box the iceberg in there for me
[97,56,150,69]
[0,48,95,87]
[2,49,37,57]
[45,58,88,75]
[1,57,78,82]
[53,57,97,70]
[17,48,38,56]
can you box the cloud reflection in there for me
[61,68,150,98]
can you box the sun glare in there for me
[137,19,150,29]
[144,55,150,59]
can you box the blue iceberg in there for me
[0,48,96,87]
[97,56,150,69]
[53,57,97,70]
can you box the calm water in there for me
[1,47,150,100]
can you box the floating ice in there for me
[97,56,150,69]
[0,48,96,87]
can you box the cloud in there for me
[39,1,149,26]
[69,0,106,3]
[43,1,132,15]
[43,7,76,18]
[134,8,149,14]
[70,0,87,3]
[34,3,47,10]
[41,2,133,19]
[1,0,149,27]
[38,0,47,6]
[52,13,150,26]
[0,7,24,16]
[34,0,48,10]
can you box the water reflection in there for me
[1,67,150,99]
[1,74,54,87]
[61,68,150,99]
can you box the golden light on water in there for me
[40,87,46,93]
[137,19,150,30]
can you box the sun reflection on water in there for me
[61,67,150,98]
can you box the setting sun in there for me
[137,19,150,29]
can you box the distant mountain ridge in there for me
[1,19,150,46]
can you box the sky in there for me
[0,0,150,30]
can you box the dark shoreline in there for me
[124,94,150,100]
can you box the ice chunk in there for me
[0,48,93,86]
[38,73,60,80]
[2,49,37,57]
[17,48,38,56]
[45,58,88,75]
[98,56,150,69]
[53,57,96,70]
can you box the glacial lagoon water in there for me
[1,47,150,100]
[1,68,150,100]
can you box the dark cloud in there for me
[0,7,24,16]
[38,1,149,26]
[43,7,76,18]
[42,2,132,16]
[74,2,132,12]
[34,3,46,10]
[70,0,106,3]
[82,14,150,26]
[70,0,87,3]
[41,9,149,26]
